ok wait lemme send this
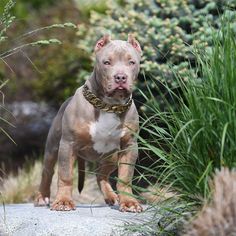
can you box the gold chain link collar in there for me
[82,84,132,114]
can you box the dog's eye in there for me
[103,60,111,65]
[129,60,135,65]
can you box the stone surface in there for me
[0,204,151,236]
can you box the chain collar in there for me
[82,84,132,114]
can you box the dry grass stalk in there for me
[185,168,236,236]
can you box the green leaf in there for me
[220,122,229,162]
[63,22,77,28]
[31,39,61,46]
[0,80,8,90]
[49,39,62,44]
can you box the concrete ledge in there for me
[0,204,150,236]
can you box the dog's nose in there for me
[114,73,127,84]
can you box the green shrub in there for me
[77,0,236,107]
[74,0,108,18]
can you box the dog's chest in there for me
[89,113,124,154]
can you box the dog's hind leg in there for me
[34,151,58,206]
[34,133,59,207]
[34,99,71,207]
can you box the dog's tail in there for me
[185,167,236,235]
[78,157,85,193]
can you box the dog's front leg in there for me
[51,138,76,211]
[117,142,143,213]
[96,159,118,206]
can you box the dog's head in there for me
[94,34,142,103]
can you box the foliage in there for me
[0,1,15,141]
[32,39,90,103]
[138,20,236,204]
[0,23,77,59]
[77,0,236,108]
[28,2,86,104]
[0,0,55,18]
[0,79,15,143]
[0,0,76,60]
[74,0,108,18]
[124,17,236,235]
[0,159,103,204]
[0,161,43,203]
[0,0,15,44]
[17,0,55,9]
[0,1,78,104]
[0,0,76,144]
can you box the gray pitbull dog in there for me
[34,34,143,212]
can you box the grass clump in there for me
[0,161,42,203]
[0,160,104,204]
[132,18,236,234]
[142,18,236,201]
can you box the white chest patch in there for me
[89,112,124,154]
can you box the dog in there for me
[34,34,143,213]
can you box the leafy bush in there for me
[74,0,108,18]
[77,0,236,107]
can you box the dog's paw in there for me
[34,192,50,207]
[50,197,76,211]
[119,197,143,213]
[104,192,119,206]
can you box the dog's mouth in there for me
[114,86,128,92]
[107,86,130,98]
[108,82,131,93]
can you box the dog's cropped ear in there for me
[94,34,111,53]
[127,34,142,54]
